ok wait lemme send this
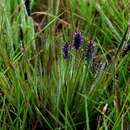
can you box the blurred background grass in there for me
[0,0,130,129]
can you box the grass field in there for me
[0,0,130,129]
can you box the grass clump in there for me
[0,0,130,129]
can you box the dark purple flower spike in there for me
[85,39,94,62]
[73,32,83,50]
[63,43,69,59]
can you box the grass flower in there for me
[85,39,94,62]
[63,43,69,59]
[72,32,83,50]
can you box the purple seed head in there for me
[63,43,69,59]
[85,39,94,62]
[73,32,83,50]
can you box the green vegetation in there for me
[0,0,130,129]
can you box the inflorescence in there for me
[63,43,69,59]
[72,32,83,50]
[62,32,94,63]
[84,39,94,62]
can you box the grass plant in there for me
[0,0,130,129]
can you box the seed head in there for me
[85,39,94,62]
[63,43,69,59]
[73,32,83,50]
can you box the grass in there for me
[0,0,130,129]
